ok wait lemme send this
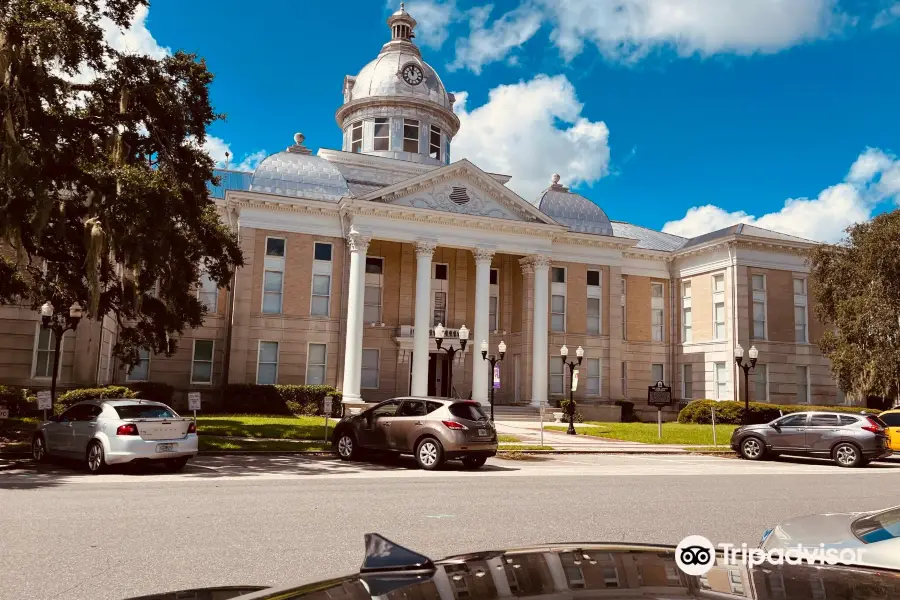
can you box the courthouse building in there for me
[0,6,847,413]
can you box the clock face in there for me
[401,63,424,86]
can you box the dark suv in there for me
[730,411,892,467]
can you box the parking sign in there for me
[188,392,202,411]
[37,390,52,410]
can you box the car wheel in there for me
[165,457,190,472]
[335,432,357,461]
[415,437,444,471]
[833,442,862,468]
[461,456,487,469]
[32,434,49,463]
[740,437,766,461]
[85,440,106,474]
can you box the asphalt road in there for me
[2,453,900,600]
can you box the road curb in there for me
[1,449,737,459]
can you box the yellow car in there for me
[878,410,900,451]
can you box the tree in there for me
[0,0,243,394]
[809,210,900,405]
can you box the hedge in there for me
[55,386,137,414]
[0,385,32,416]
[678,399,878,425]
[219,384,342,417]
[126,382,174,405]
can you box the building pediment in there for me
[353,159,558,225]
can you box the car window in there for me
[449,402,488,422]
[425,401,443,414]
[396,401,426,417]
[776,414,808,427]
[809,414,839,427]
[58,405,81,422]
[113,404,177,419]
[61,404,97,422]
[839,415,861,426]
[852,507,900,544]
[880,413,900,427]
[370,401,400,418]
[868,414,889,428]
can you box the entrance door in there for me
[427,353,450,397]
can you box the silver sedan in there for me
[31,399,198,473]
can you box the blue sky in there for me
[129,0,900,241]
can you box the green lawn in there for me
[498,434,521,443]
[196,415,338,440]
[545,422,738,445]
[200,436,330,452]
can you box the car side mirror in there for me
[769,423,780,429]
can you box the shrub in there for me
[55,386,137,414]
[0,385,33,416]
[219,384,341,416]
[126,382,174,405]
[559,398,585,423]
[678,399,878,425]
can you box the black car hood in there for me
[126,534,900,600]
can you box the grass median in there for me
[196,414,338,440]
[200,436,331,452]
[545,422,738,445]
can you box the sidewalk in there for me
[494,420,723,453]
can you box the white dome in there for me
[350,50,451,109]
[249,149,350,202]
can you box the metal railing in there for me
[208,169,253,199]
[393,325,462,338]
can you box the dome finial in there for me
[551,173,560,185]
[288,132,311,155]
[388,2,416,41]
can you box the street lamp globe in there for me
[575,346,584,359]
[480,340,488,353]
[458,324,469,341]
[734,343,744,359]
[498,340,507,356]
[40,302,53,318]
[69,302,84,319]
[560,345,568,358]
[434,323,445,340]
[748,345,759,360]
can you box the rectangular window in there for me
[621,361,627,397]
[752,274,767,339]
[266,237,285,257]
[621,277,627,340]
[306,343,327,385]
[587,269,601,335]
[126,347,151,382]
[374,118,390,151]
[682,281,692,343]
[364,284,382,324]
[263,271,283,314]
[434,264,448,280]
[257,341,279,385]
[715,362,728,400]
[713,273,726,341]
[796,365,809,403]
[33,328,56,378]
[361,349,380,389]
[652,308,664,341]
[794,277,808,342]
[489,268,499,332]
[682,363,693,399]
[432,263,449,327]
[754,364,768,402]
[433,291,447,327]
[191,340,214,384]
[550,358,564,395]
[551,267,566,283]
[586,358,601,395]
[350,121,363,153]
[429,125,442,161]
[403,119,419,153]
[551,294,566,332]
[311,242,333,317]
[198,271,219,312]
[651,363,664,384]
[651,282,664,342]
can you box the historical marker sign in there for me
[647,381,673,407]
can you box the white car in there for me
[31,399,199,473]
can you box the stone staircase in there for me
[491,405,544,422]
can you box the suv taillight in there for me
[862,417,884,434]
[187,421,197,434]
[442,420,468,431]
[116,423,139,436]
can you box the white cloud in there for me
[449,4,544,74]
[196,136,267,171]
[662,147,900,242]
[452,74,610,201]
[397,0,458,48]
[101,4,170,59]
[234,150,269,172]
[446,0,846,72]
[873,2,900,28]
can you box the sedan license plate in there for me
[155,443,178,453]
[477,428,487,437]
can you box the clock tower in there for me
[335,4,460,166]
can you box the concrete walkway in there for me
[494,420,716,453]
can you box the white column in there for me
[472,248,494,405]
[341,230,370,403]
[411,241,436,396]
[530,256,550,407]
[486,557,512,597]
[542,552,570,592]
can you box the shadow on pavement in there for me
[767,454,900,469]
[0,452,518,489]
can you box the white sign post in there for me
[188,392,201,425]
[323,395,333,443]
[539,403,545,448]
[37,390,52,421]
[711,406,718,448]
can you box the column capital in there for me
[472,247,495,263]
[347,231,371,253]
[415,240,437,258]
[519,255,550,272]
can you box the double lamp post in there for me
[40,301,85,403]
[734,343,759,425]
[560,344,584,435]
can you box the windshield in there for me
[852,507,900,543]
[113,404,178,420]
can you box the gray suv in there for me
[730,411,892,467]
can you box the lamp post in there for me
[561,345,584,435]
[40,301,85,405]
[481,340,506,422]
[734,344,759,425]
[434,323,468,398]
